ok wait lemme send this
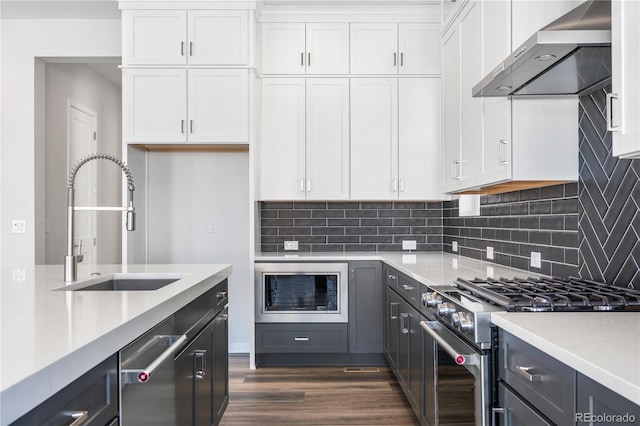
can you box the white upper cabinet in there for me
[259,78,350,200]
[123,68,248,144]
[350,78,399,200]
[261,23,349,74]
[351,23,440,75]
[441,25,462,193]
[399,78,443,200]
[123,10,249,66]
[610,0,640,158]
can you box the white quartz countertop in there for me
[492,312,640,406]
[255,251,539,287]
[0,263,231,425]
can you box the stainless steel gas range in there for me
[419,276,640,426]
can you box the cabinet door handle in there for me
[308,52,311,67]
[390,302,399,319]
[515,365,542,382]
[393,52,397,66]
[217,291,228,300]
[307,179,311,192]
[392,178,398,192]
[606,92,619,132]
[66,411,89,426]
[452,161,462,180]
[400,52,404,66]
[499,140,509,165]
[189,120,194,134]
[400,178,405,192]
[299,178,305,192]
[181,120,185,134]
[400,313,409,333]
[294,336,309,341]
[181,41,185,56]
[189,41,193,57]
[194,350,207,380]
[301,52,304,67]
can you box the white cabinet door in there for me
[441,25,461,193]
[306,79,350,200]
[611,0,640,158]
[123,10,187,65]
[399,78,443,200]
[261,23,306,74]
[123,68,187,143]
[459,1,483,186]
[188,69,249,143]
[260,79,306,200]
[481,0,512,184]
[398,23,440,75]
[350,23,398,75]
[350,78,398,200]
[188,10,248,65]
[306,23,350,75]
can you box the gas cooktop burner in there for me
[455,277,640,312]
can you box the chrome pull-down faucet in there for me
[64,153,136,282]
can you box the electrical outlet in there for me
[452,241,458,252]
[402,240,417,250]
[11,220,25,234]
[531,251,542,268]
[284,241,298,251]
[486,246,494,260]
[208,219,218,233]
[487,266,495,278]
[12,268,25,282]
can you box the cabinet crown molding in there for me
[118,1,257,10]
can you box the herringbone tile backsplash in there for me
[579,86,640,288]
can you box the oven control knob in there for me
[458,313,475,333]
[437,302,456,316]
[425,292,443,307]
[451,312,461,326]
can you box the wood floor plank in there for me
[219,355,419,426]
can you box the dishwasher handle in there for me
[122,334,187,384]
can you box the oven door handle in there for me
[420,321,479,366]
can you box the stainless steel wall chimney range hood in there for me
[473,0,611,97]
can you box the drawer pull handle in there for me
[516,365,542,382]
[217,291,228,299]
[66,411,89,426]
[402,284,415,291]
[294,337,309,341]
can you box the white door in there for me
[350,23,398,74]
[481,0,512,184]
[188,10,248,65]
[611,0,640,158]
[398,23,440,75]
[306,78,350,200]
[260,78,306,200]
[399,78,444,200]
[261,23,306,74]
[441,25,461,193]
[305,23,350,75]
[68,103,98,264]
[123,68,187,143]
[188,69,249,143]
[123,10,187,65]
[350,78,398,200]
[459,1,483,187]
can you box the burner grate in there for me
[455,277,640,312]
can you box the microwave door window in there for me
[264,274,339,313]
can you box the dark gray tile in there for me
[460,247,482,260]
[261,236,287,244]
[345,244,376,252]
[510,202,529,215]
[466,217,489,227]
[494,253,512,268]
[552,199,579,214]
[551,263,579,279]
[346,226,377,235]
[360,202,393,209]
[468,228,482,238]
[551,231,579,248]
[503,217,520,228]
[361,218,393,226]
[362,235,393,244]
[394,202,425,209]
[480,205,497,216]
[426,218,443,226]
[261,210,278,219]
[346,209,377,218]
[565,248,579,265]
[529,231,551,245]
[495,229,511,241]
[539,185,565,200]
[312,210,345,218]
[511,256,529,272]
[294,202,326,209]
[520,188,540,201]
[417,243,443,251]
[501,191,519,203]
[297,235,328,244]
[530,260,552,276]
[539,215,564,230]
[379,209,411,218]
[443,227,460,237]
[538,246,565,263]
[394,235,426,243]
[261,244,278,252]
[311,227,344,235]
[411,210,431,218]
[261,218,293,227]
[426,235,443,244]
[565,215,579,231]
[279,227,311,236]
[564,182,579,197]
[377,244,403,251]
[394,218,426,226]
[311,244,343,252]
[327,202,356,209]
[485,194,502,204]
[488,217,503,228]
[529,201,552,215]
[482,228,496,240]
[261,202,293,209]
[295,218,327,227]
[327,218,359,227]
[495,204,511,215]
[511,230,529,243]
[426,202,443,210]
[379,226,410,235]
[261,227,278,236]
[295,244,312,252]
[520,217,540,230]
[502,242,520,255]
[279,210,311,219]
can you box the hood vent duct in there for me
[473,0,611,97]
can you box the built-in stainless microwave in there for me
[255,263,349,323]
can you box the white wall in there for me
[145,152,251,353]
[0,19,121,268]
[39,63,122,265]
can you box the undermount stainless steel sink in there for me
[54,273,187,291]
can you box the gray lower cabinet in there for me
[213,307,229,426]
[12,355,118,425]
[498,382,553,426]
[256,323,349,353]
[348,261,383,353]
[385,287,402,371]
[576,373,640,425]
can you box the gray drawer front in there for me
[499,330,575,426]
[256,323,348,353]
[498,382,553,426]
[397,273,420,308]
[577,373,640,424]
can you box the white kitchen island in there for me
[0,263,231,425]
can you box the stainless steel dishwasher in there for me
[120,281,228,426]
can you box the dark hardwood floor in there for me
[219,355,420,425]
